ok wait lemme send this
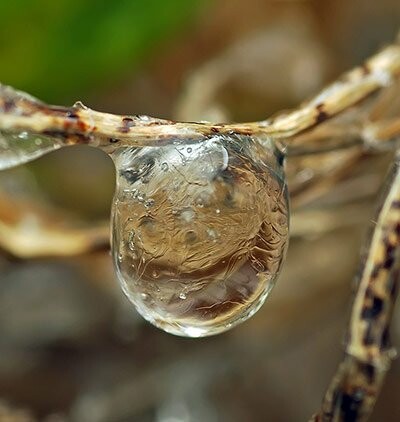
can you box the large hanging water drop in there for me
[111,134,289,337]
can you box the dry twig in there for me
[0,39,399,161]
[312,154,400,421]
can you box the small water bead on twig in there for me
[111,134,289,337]
[18,131,28,140]
[0,129,63,170]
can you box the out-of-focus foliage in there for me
[0,0,206,102]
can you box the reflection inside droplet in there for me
[111,134,289,337]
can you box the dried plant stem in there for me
[311,153,400,422]
[0,220,109,258]
[0,41,399,155]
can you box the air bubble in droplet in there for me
[161,162,169,172]
[145,198,155,208]
[195,197,204,208]
[18,131,28,140]
[185,230,197,243]
[180,208,195,222]
[127,230,136,251]
[207,228,218,240]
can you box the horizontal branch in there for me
[0,37,399,161]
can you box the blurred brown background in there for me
[1,0,400,421]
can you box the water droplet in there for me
[111,134,289,337]
[186,147,192,153]
[73,101,88,110]
[18,131,28,140]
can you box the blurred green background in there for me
[0,0,206,103]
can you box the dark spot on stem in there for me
[364,363,375,383]
[383,255,394,269]
[392,200,400,209]
[389,272,399,298]
[66,111,78,119]
[383,240,395,269]
[2,99,15,112]
[119,117,135,133]
[361,63,371,76]
[382,325,391,348]
[42,130,88,144]
[371,265,380,280]
[363,323,374,345]
[39,104,72,116]
[361,296,384,319]
[338,390,363,422]
[316,103,328,124]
